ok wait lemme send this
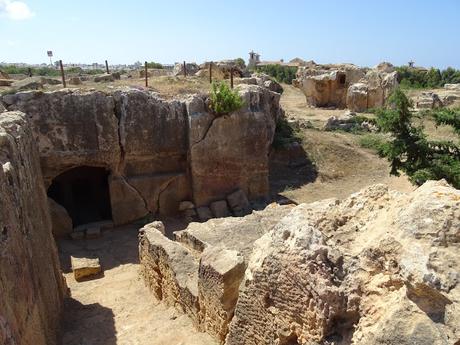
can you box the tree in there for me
[376,88,460,188]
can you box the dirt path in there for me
[275,84,414,203]
[58,225,216,345]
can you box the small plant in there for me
[209,82,244,116]
[272,117,303,149]
[358,133,387,152]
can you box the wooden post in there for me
[59,60,66,88]
[230,67,234,89]
[145,61,148,87]
[105,60,109,74]
[183,61,187,77]
[209,61,212,84]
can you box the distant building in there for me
[248,51,303,69]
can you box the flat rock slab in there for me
[71,256,102,282]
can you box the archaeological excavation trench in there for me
[1,77,459,345]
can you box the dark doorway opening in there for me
[48,166,112,227]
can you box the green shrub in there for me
[146,62,163,69]
[209,82,244,115]
[396,65,460,89]
[255,64,297,84]
[376,88,460,188]
[272,117,302,149]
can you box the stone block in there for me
[197,206,213,222]
[227,189,251,217]
[71,256,101,281]
[210,200,230,218]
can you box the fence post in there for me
[209,62,212,84]
[183,61,187,77]
[59,60,66,88]
[145,61,148,87]
[230,67,234,89]
[105,60,109,74]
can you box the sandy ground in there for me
[274,84,415,203]
[58,224,216,345]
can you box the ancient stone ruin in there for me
[1,66,459,345]
[1,84,282,239]
[140,180,460,344]
[293,61,398,111]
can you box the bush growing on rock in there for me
[209,82,244,116]
[376,88,460,187]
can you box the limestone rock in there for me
[416,92,444,109]
[0,112,66,345]
[189,85,282,206]
[179,201,195,211]
[210,200,231,218]
[173,62,199,76]
[48,197,73,238]
[0,79,13,86]
[294,62,398,111]
[198,246,245,343]
[93,73,115,82]
[226,189,251,217]
[226,181,460,345]
[71,256,102,281]
[68,76,82,85]
[444,83,460,90]
[139,225,200,320]
[12,76,44,90]
[197,206,213,222]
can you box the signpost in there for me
[47,51,53,66]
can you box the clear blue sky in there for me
[1,0,459,68]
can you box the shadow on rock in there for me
[269,142,318,200]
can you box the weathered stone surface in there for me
[0,112,66,345]
[210,200,231,218]
[226,189,251,217]
[179,200,195,211]
[189,85,282,206]
[444,83,460,90]
[416,91,444,109]
[198,246,245,343]
[294,61,398,111]
[11,76,44,90]
[197,206,213,222]
[174,62,199,76]
[71,256,101,281]
[226,181,460,345]
[93,73,115,82]
[139,225,200,320]
[3,86,281,225]
[48,197,73,238]
[68,76,82,85]
[142,220,166,235]
[0,79,13,86]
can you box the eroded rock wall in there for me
[294,62,398,111]
[140,181,460,345]
[1,85,281,225]
[226,181,460,345]
[0,112,66,345]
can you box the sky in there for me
[1,0,459,69]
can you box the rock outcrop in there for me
[141,181,460,345]
[294,62,398,111]
[416,91,444,109]
[1,85,282,226]
[0,112,66,345]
